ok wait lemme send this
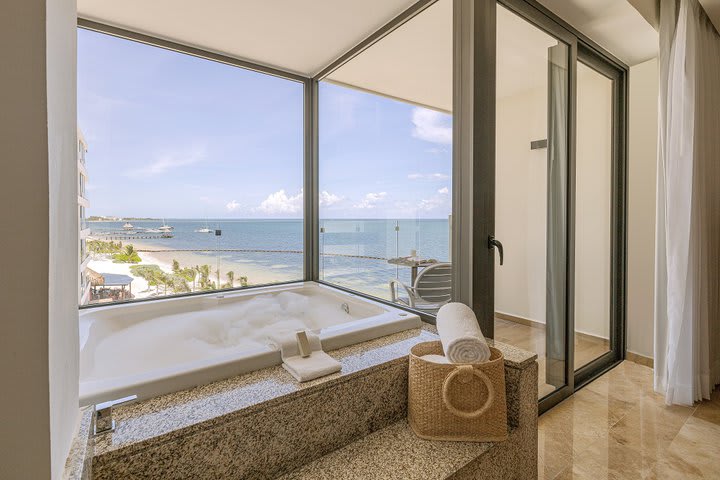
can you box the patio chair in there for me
[389,262,452,313]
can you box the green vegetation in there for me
[112,244,142,263]
[128,258,250,297]
[87,239,123,255]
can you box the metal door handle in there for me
[488,236,504,265]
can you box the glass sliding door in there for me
[573,46,626,383]
[573,61,613,369]
[493,3,574,399]
[484,1,626,405]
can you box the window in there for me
[78,29,304,305]
[317,0,453,314]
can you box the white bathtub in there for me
[79,282,420,406]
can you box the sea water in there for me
[89,218,451,298]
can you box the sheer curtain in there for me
[655,0,720,406]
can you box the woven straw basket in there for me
[408,341,508,442]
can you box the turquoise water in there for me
[90,219,450,298]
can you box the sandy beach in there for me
[87,238,299,301]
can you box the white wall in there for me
[0,0,79,478]
[495,86,548,325]
[495,65,613,341]
[627,57,658,359]
[47,0,80,476]
[495,56,659,357]
[574,63,613,339]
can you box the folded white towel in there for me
[267,330,341,382]
[421,354,451,364]
[436,303,491,364]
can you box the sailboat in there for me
[158,218,174,232]
[195,219,213,233]
[122,222,134,230]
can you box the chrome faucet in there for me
[94,395,137,435]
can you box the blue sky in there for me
[78,29,452,219]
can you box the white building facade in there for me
[78,129,91,305]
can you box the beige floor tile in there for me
[540,361,720,480]
[692,397,720,426]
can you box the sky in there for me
[78,29,452,220]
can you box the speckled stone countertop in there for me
[94,323,536,464]
[63,406,94,480]
[278,419,493,480]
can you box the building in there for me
[78,128,90,305]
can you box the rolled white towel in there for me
[436,303,491,364]
[421,354,450,364]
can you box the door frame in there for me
[467,0,628,413]
[573,44,628,389]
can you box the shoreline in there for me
[87,238,300,302]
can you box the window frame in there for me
[77,19,311,309]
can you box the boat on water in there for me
[145,228,162,233]
[159,219,174,231]
[122,222,134,230]
[195,220,214,233]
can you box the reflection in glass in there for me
[574,62,613,369]
[493,5,569,398]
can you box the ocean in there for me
[89,218,451,299]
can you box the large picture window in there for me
[317,0,453,314]
[78,29,304,305]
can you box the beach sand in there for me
[87,239,300,302]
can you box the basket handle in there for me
[441,365,495,419]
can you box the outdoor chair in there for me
[389,262,452,313]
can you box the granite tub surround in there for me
[281,363,539,480]
[91,325,537,479]
[62,406,94,480]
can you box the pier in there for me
[134,248,388,261]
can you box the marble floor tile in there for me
[495,318,618,399]
[539,361,720,480]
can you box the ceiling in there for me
[76,0,418,76]
[699,0,720,33]
[538,0,658,65]
[77,0,660,112]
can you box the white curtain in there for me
[655,0,720,406]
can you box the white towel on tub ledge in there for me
[436,303,491,364]
[267,330,341,382]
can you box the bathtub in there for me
[79,282,421,406]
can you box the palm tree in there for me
[172,259,180,274]
[124,244,136,256]
[197,264,212,290]
[226,271,235,288]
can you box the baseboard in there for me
[495,311,545,329]
[626,351,654,368]
[496,312,654,369]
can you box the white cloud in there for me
[255,189,342,215]
[354,192,387,209]
[258,189,303,215]
[125,146,207,177]
[225,200,240,212]
[320,190,343,207]
[418,187,450,212]
[411,108,452,144]
[408,173,450,181]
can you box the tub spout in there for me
[94,395,137,435]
